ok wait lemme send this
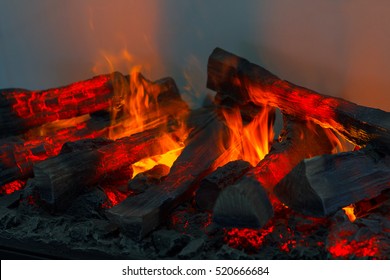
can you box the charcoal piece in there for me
[207,47,390,147]
[152,229,191,257]
[274,146,390,216]
[195,160,251,210]
[65,188,107,219]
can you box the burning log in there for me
[0,74,187,188]
[33,127,180,209]
[106,109,230,240]
[274,145,390,217]
[213,116,336,228]
[0,115,111,188]
[0,73,116,137]
[0,72,187,137]
[207,47,390,147]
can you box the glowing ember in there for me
[224,226,275,252]
[2,74,112,127]
[0,180,26,195]
[328,237,380,258]
[101,188,133,208]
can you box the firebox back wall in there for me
[0,0,389,110]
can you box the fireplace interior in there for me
[0,1,389,260]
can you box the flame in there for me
[132,147,184,178]
[342,204,357,222]
[214,106,274,168]
[91,48,190,179]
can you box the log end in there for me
[274,157,329,217]
[105,189,167,240]
[213,177,273,228]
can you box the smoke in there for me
[0,0,389,110]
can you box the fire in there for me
[214,106,274,168]
[132,147,184,178]
[342,204,357,222]
[93,49,189,180]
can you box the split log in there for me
[195,160,252,210]
[207,47,390,147]
[213,116,336,228]
[106,109,230,240]
[274,145,390,216]
[0,72,187,137]
[33,127,180,209]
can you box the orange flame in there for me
[342,204,357,222]
[214,106,274,168]
[93,49,189,176]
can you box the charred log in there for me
[0,72,187,137]
[207,47,390,147]
[0,116,111,188]
[274,145,390,216]
[32,127,179,209]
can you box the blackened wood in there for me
[274,146,390,216]
[207,47,390,147]
[106,110,230,240]
[213,117,336,228]
[195,160,251,210]
[33,127,178,209]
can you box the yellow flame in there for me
[343,204,357,222]
[92,48,189,179]
[132,147,184,178]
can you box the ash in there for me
[0,187,389,259]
